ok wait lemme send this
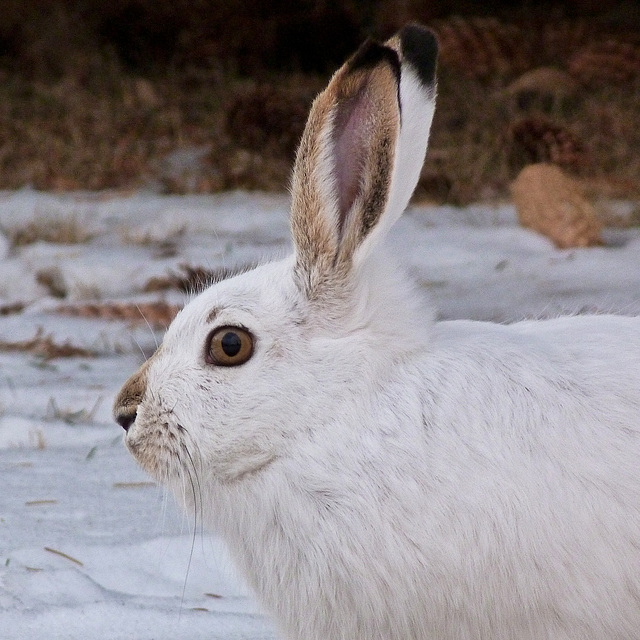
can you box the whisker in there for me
[173,458,195,621]
[135,302,159,351]
[186,441,209,558]
[176,432,204,616]
[130,331,148,362]
[183,439,206,542]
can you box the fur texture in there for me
[114,25,640,640]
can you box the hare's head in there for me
[114,25,438,490]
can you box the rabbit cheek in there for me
[208,436,278,483]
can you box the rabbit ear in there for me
[290,24,438,298]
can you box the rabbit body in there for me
[234,317,640,640]
[127,251,640,640]
[114,25,640,640]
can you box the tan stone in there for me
[504,67,579,100]
[511,163,602,248]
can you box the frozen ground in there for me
[0,189,639,639]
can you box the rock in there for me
[511,163,603,248]
[503,67,579,110]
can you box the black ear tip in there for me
[399,24,438,89]
[348,38,401,83]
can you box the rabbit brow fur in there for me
[115,25,640,640]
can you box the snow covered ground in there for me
[1,189,639,639]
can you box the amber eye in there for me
[205,326,254,366]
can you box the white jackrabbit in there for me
[114,24,640,640]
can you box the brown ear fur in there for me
[290,40,401,299]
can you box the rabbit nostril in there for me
[116,410,137,432]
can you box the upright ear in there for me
[290,24,438,298]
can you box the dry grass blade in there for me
[44,547,84,567]
[45,397,102,425]
[112,482,156,489]
[0,328,96,359]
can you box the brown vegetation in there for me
[142,263,245,294]
[54,301,181,329]
[0,328,96,359]
[0,1,638,204]
[507,116,589,171]
[4,215,93,247]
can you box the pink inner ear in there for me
[332,88,371,237]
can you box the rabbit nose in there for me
[114,356,154,432]
[116,409,137,432]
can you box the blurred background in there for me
[0,0,639,204]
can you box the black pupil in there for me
[221,332,242,357]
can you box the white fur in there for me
[120,27,640,640]
[356,64,436,265]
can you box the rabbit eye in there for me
[205,326,254,366]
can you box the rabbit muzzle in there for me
[113,354,155,431]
